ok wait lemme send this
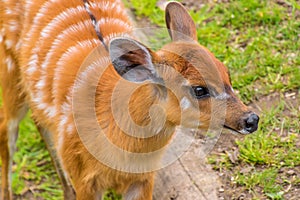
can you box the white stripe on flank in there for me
[41,20,94,72]
[103,33,132,44]
[44,106,57,118]
[52,39,100,102]
[40,5,86,39]
[96,18,131,30]
[8,20,19,32]
[36,79,46,90]
[90,1,124,14]
[32,95,57,118]
[24,1,34,19]
[39,21,97,108]
[58,115,68,136]
[61,101,70,115]
[67,124,74,133]
[57,114,68,151]
[15,40,22,51]
[26,50,38,75]
[26,65,37,75]
[32,96,45,108]
[26,0,61,57]
[57,128,64,153]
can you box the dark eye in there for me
[191,86,210,99]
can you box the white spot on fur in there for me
[44,106,57,118]
[66,124,74,133]
[60,102,75,136]
[26,65,37,75]
[27,52,38,75]
[32,91,46,107]
[0,34,3,43]
[36,79,46,89]
[57,113,70,152]
[5,9,13,15]
[180,97,191,110]
[5,40,13,49]
[58,115,68,138]
[57,130,64,156]
[36,102,47,110]
[6,57,14,72]
[8,20,19,32]
[215,92,230,100]
[239,129,250,134]
[124,184,142,200]
[15,40,22,51]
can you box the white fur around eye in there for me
[180,97,191,110]
[215,92,230,100]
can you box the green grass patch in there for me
[129,0,300,103]
[13,114,62,199]
[238,99,300,167]
[235,168,283,197]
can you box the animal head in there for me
[109,2,259,135]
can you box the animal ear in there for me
[165,1,197,41]
[109,37,159,83]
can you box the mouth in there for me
[223,125,250,135]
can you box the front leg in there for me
[37,126,76,200]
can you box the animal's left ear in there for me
[109,37,159,83]
[165,1,197,41]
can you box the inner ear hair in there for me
[165,2,197,41]
[109,37,159,83]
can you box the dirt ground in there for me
[212,90,300,200]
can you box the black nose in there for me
[244,113,259,133]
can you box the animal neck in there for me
[95,66,176,153]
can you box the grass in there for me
[1,0,299,199]
[130,0,300,103]
[237,100,300,166]
[233,98,300,199]
[0,110,63,199]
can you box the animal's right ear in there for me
[109,37,159,83]
[165,1,197,41]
